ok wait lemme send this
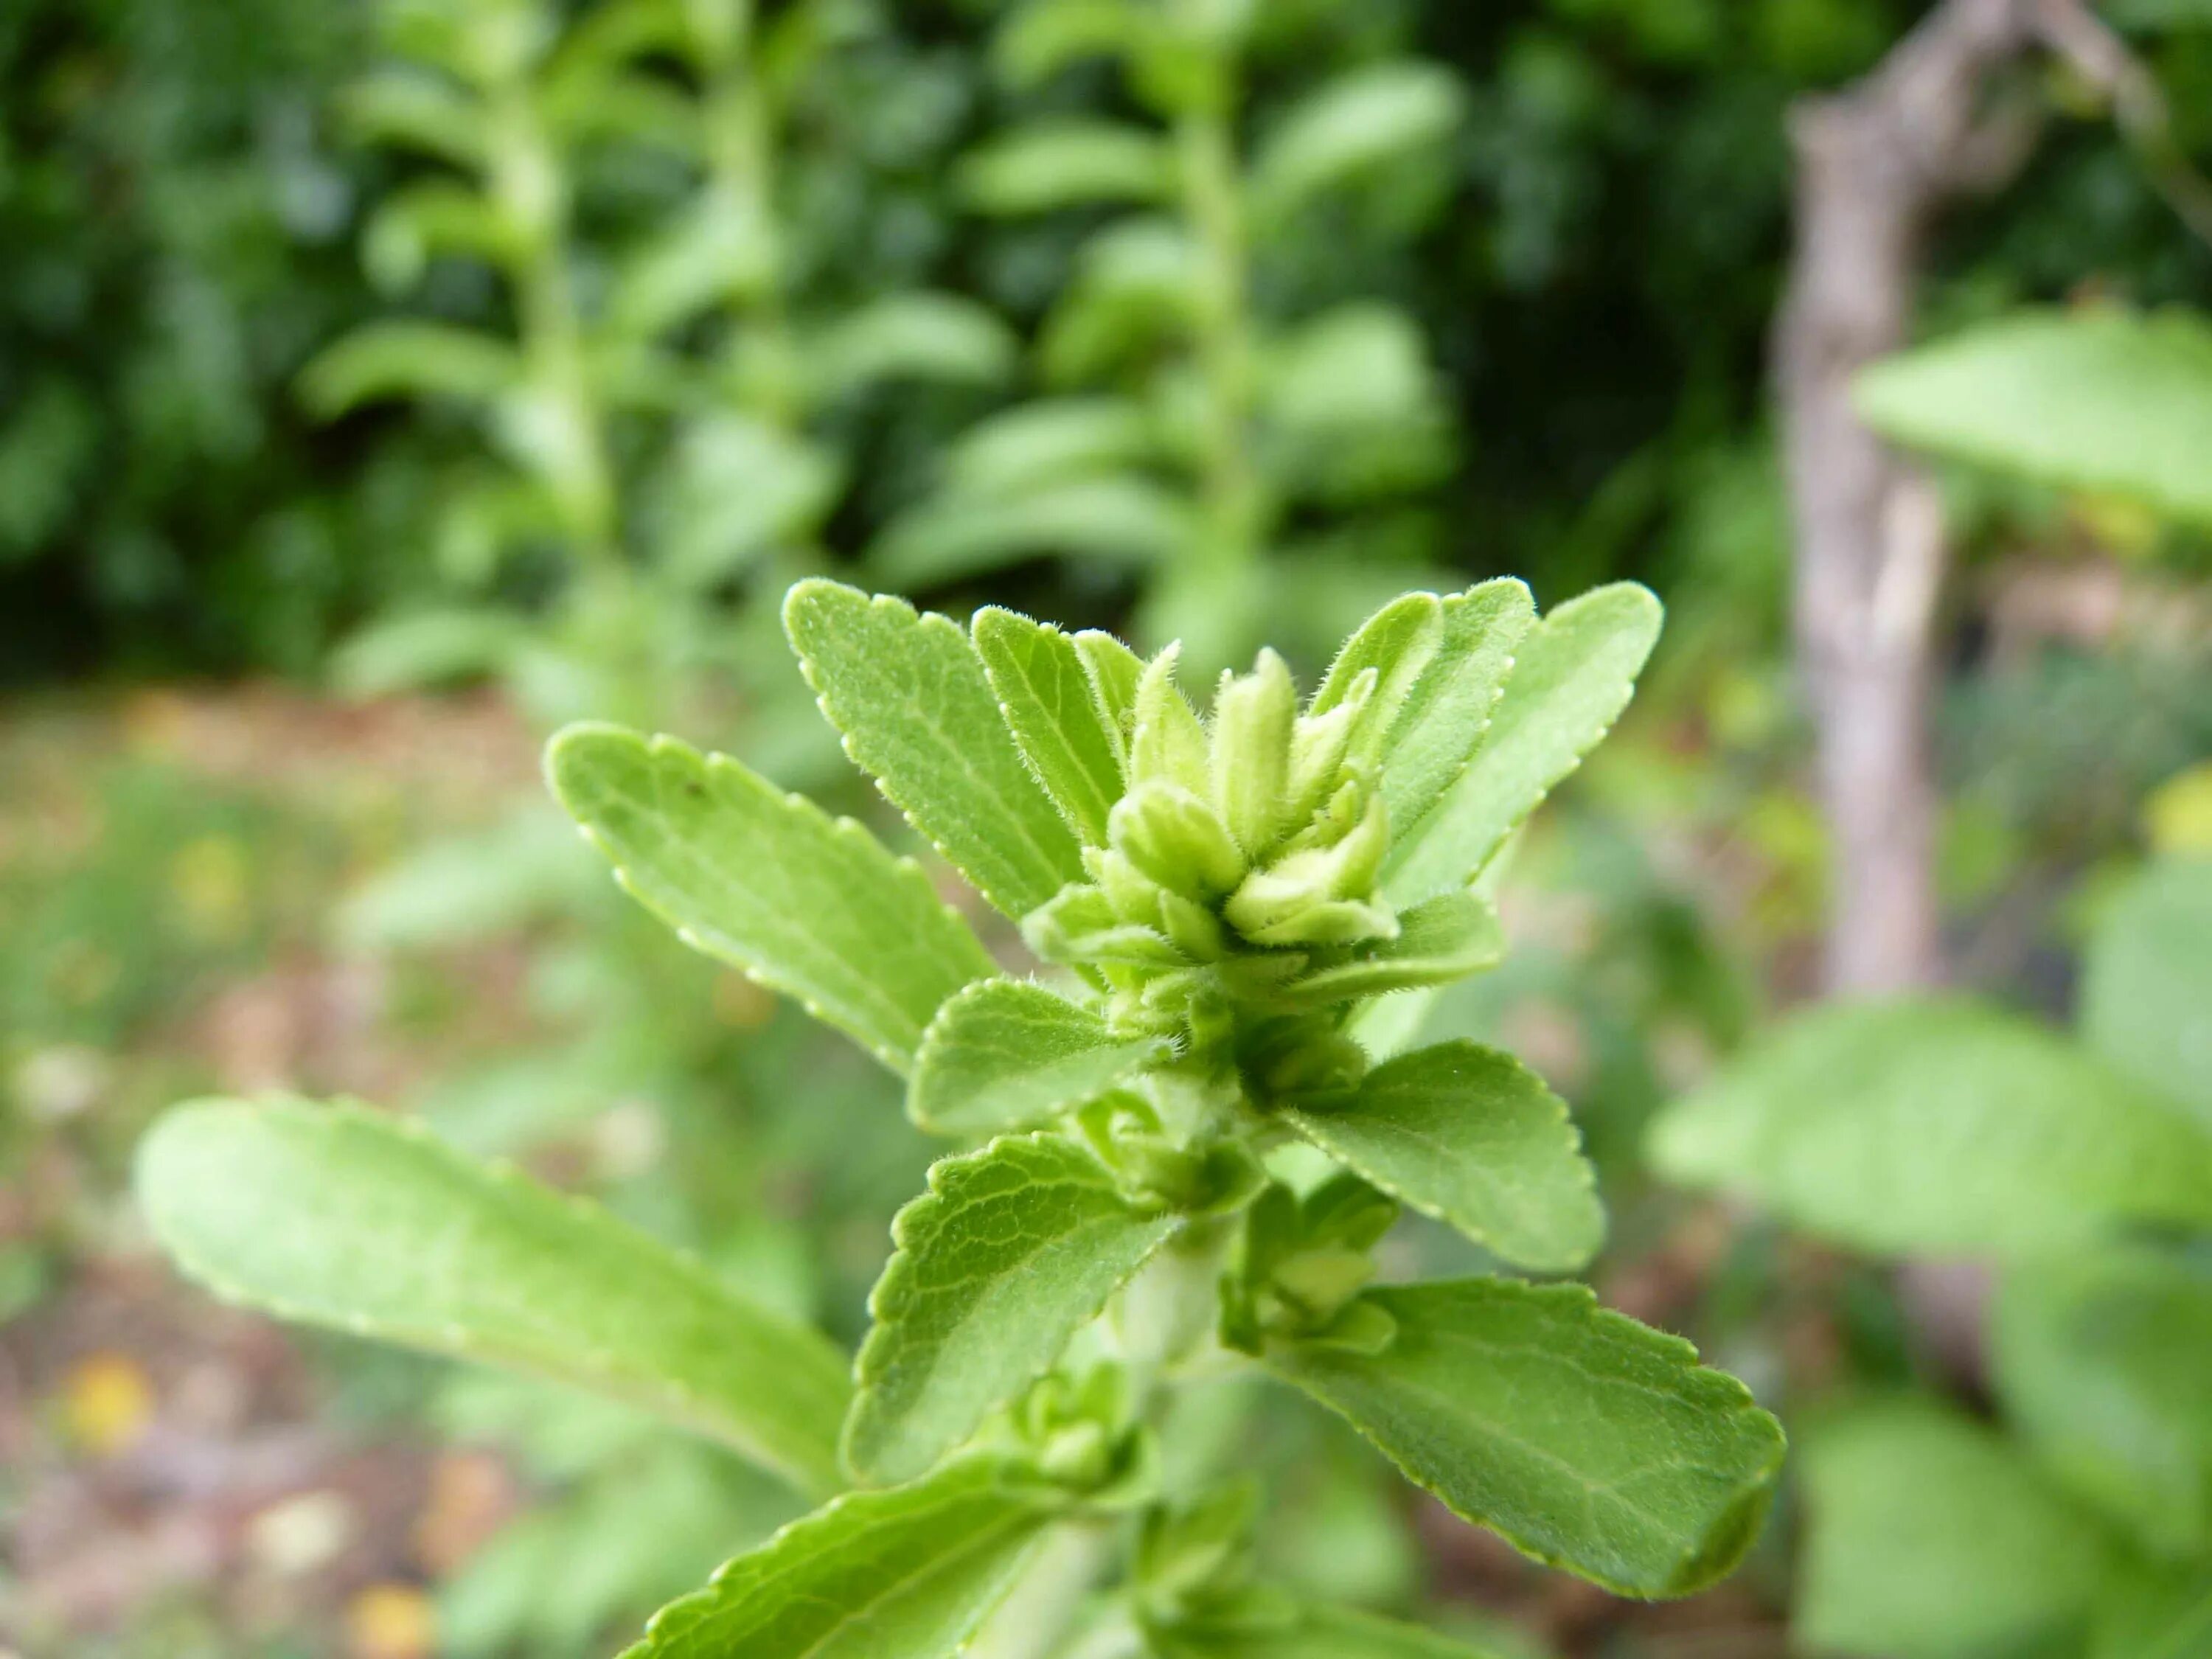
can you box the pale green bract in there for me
[1281,1042,1604,1273]
[619,1456,1068,1659]
[136,1098,852,1497]
[547,724,996,1074]
[846,1133,1181,1486]
[1266,1279,1786,1599]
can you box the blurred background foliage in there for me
[3,0,2210,1655]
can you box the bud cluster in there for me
[1020,639,1411,1058]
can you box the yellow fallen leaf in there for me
[62,1351,154,1456]
[347,1582,436,1659]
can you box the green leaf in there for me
[2082,856,2212,1127]
[1379,582,1536,843]
[341,71,487,169]
[1854,308,2212,528]
[1261,306,1456,504]
[973,609,1126,844]
[1995,1246,2212,1559]
[1310,591,1444,773]
[847,1133,1180,1485]
[1800,1402,2116,1659]
[1385,585,1658,902]
[299,321,521,417]
[942,397,1158,499]
[908,980,1166,1138]
[961,121,1176,215]
[621,1456,1065,1659]
[995,0,1141,86]
[1154,1593,1507,1658]
[808,293,1020,400]
[1646,998,2212,1256]
[1281,1042,1602,1273]
[1276,891,1505,1008]
[1266,1279,1784,1599]
[784,581,1088,921]
[874,475,1194,586]
[137,1099,850,1496]
[1249,63,1466,221]
[547,724,994,1074]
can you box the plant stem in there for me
[1169,28,1267,672]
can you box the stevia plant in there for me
[136,577,1785,1657]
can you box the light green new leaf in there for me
[847,1133,1180,1485]
[874,475,1194,587]
[299,321,521,417]
[1276,891,1505,1008]
[908,979,1166,1138]
[138,1098,850,1496]
[1281,1042,1601,1273]
[1153,1593,1506,1658]
[974,609,1125,844]
[1249,63,1467,222]
[1310,591,1443,763]
[548,724,994,1074]
[1995,1246,2212,1559]
[785,581,1087,921]
[1854,308,2212,527]
[621,1456,1066,1659]
[1800,1402,2116,1659]
[1267,1279,1784,1599]
[2082,856,2212,1127]
[1379,581,1535,849]
[1385,584,1658,902]
[1646,998,2212,1255]
[961,121,1176,215]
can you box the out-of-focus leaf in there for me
[808,293,1021,401]
[942,397,1161,499]
[342,71,488,169]
[363,180,518,294]
[784,581,1088,920]
[995,0,1144,86]
[621,1457,1066,1658]
[875,476,1194,586]
[1648,998,2212,1255]
[1040,220,1201,384]
[330,607,529,696]
[338,804,596,951]
[962,122,1176,215]
[548,726,995,1073]
[653,414,841,587]
[1267,1279,1785,1598]
[2082,856,2212,1128]
[1854,309,2212,528]
[1261,305,1454,502]
[1248,63,1466,221]
[139,1099,851,1495]
[1800,1402,2115,1659]
[1153,1592,1506,1658]
[301,323,521,417]
[1995,1246,2212,1559]
[607,192,775,339]
[1385,584,1660,900]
